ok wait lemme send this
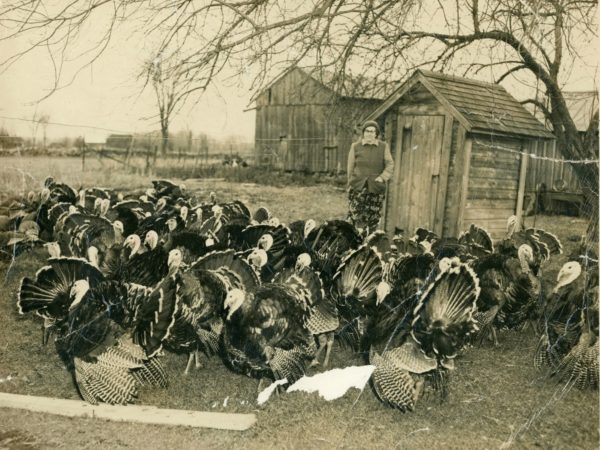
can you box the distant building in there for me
[106,134,133,149]
[253,67,397,173]
[0,136,24,149]
[525,90,598,195]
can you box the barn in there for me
[524,90,598,215]
[253,67,395,173]
[365,69,555,240]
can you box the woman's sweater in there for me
[347,140,394,194]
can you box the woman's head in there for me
[361,120,381,138]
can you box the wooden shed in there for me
[253,67,395,173]
[365,70,555,240]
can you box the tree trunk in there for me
[582,112,599,244]
[161,126,169,156]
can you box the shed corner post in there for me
[456,135,473,236]
[515,142,529,229]
[382,111,395,234]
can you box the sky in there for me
[0,16,257,143]
[0,2,597,144]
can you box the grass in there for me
[0,157,598,449]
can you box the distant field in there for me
[0,156,152,202]
[0,159,597,449]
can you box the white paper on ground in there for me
[256,378,288,405]
[286,365,376,401]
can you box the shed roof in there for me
[368,70,555,139]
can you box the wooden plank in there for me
[470,157,519,170]
[382,110,396,232]
[397,104,446,115]
[464,208,516,220]
[470,147,520,161]
[385,113,404,234]
[466,199,516,210]
[433,115,454,236]
[468,177,518,190]
[473,218,517,228]
[515,150,529,227]
[469,166,520,179]
[456,136,473,234]
[0,392,257,431]
[468,190,518,200]
[444,123,467,237]
[397,116,414,234]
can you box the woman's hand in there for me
[374,176,384,183]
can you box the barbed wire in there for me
[0,115,145,135]
[473,139,599,165]
[255,137,327,141]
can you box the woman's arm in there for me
[379,143,394,181]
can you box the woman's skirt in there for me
[347,187,385,236]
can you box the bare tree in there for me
[139,48,211,169]
[2,0,597,237]
[39,114,50,150]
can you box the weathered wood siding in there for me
[442,121,468,237]
[384,86,452,236]
[370,72,551,241]
[254,68,382,173]
[525,139,581,192]
[464,134,523,238]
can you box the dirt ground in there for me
[0,160,598,449]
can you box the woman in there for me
[347,120,394,236]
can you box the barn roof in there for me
[307,68,397,100]
[367,70,555,139]
[252,66,398,103]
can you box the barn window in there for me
[268,88,272,104]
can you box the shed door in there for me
[388,115,446,236]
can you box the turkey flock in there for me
[0,176,597,411]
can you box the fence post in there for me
[81,140,86,172]
[145,146,151,176]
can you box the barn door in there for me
[388,115,447,236]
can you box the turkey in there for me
[18,257,105,344]
[458,223,494,258]
[44,176,78,204]
[304,219,362,289]
[0,220,45,260]
[220,256,318,387]
[370,262,480,411]
[472,244,542,345]
[152,179,186,199]
[19,260,178,404]
[535,261,598,389]
[101,234,169,286]
[58,278,177,404]
[150,224,211,265]
[364,230,395,262]
[281,219,316,268]
[498,216,562,275]
[330,244,388,359]
[165,249,260,374]
[230,223,291,282]
[366,253,437,354]
[272,253,338,367]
